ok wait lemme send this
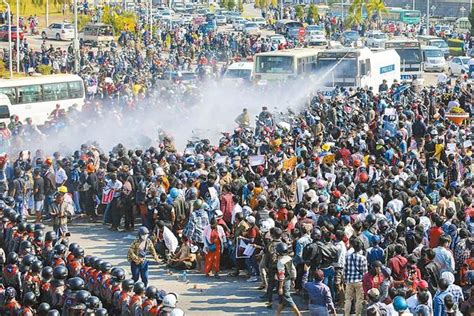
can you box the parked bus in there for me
[329,3,367,18]
[384,7,421,24]
[253,48,323,84]
[455,17,471,34]
[384,38,422,81]
[316,47,400,94]
[0,74,85,124]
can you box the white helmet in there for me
[163,294,177,308]
[170,308,185,316]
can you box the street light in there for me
[405,4,410,10]
[461,6,466,18]
[431,5,436,15]
[16,0,19,74]
[2,0,12,78]
[413,0,415,10]
[73,0,79,73]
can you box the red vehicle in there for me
[0,25,25,41]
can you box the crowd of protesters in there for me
[0,3,473,316]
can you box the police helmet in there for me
[100,261,112,273]
[133,281,146,294]
[122,279,135,292]
[53,265,68,280]
[47,310,60,316]
[31,260,43,273]
[275,242,288,255]
[75,290,91,303]
[45,231,57,242]
[22,291,36,306]
[86,296,101,309]
[37,302,51,315]
[111,267,126,281]
[42,266,54,279]
[6,252,18,265]
[67,277,85,291]
[95,308,108,316]
[145,285,158,299]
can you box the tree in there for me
[347,0,364,27]
[366,0,387,25]
[237,0,244,13]
[308,4,319,24]
[226,0,235,11]
[220,0,229,11]
[469,7,474,34]
[295,5,305,21]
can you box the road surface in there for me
[68,221,308,315]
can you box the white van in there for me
[223,62,254,82]
[0,93,11,126]
[421,46,446,72]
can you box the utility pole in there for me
[426,0,429,35]
[73,0,80,73]
[16,0,19,73]
[2,0,12,78]
[46,0,49,26]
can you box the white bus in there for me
[316,47,400,94]
[384,38,422,81]
[253,48,324,84]
[0,74,85,125]
[455,17,470,34]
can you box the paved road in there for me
[68,221,308,315]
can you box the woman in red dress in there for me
[203,217,227,278]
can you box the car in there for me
[243,22,260,36]
[41,22,74,41]
[287,26,304,39]
[435,25,451,37]
[173,4,187,13]
[252,17,266,28]
[199,21,217,34]
[181,14,192,24]
[447,56,471,76]
[216,15,227,25]
[268,34,287,48]
[196,8,209,15]
[225,11,241,23]
[233,18,247,31]
[159,11,173,21]
[365,30,388,48]
[305,30,327,46]
[305,24,323,32]
[341,30,359,46]
[0,25,24,41]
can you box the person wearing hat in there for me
[301,265,336,316]
[49,186,71,238]
[84,163,99,222]
[365,288,388,316]
[127,226,160,286]
[407,280,433,313]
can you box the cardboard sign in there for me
[249,155,265,167]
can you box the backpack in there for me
[302,242,319,265]
[266,241,279,270]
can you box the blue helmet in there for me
[185,156,196,167]
[393,296,408,312]
[169,188,179,199]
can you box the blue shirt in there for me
[294,234,312,265]
[433,290,449,316]
[302,271,336,313]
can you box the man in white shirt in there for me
[407,280,433,313]
[295,170,309,203]
[55,161,68,186]
[104,172,123,230]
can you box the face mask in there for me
[140,234,148,241]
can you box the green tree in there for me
[469,7,474,34]
[366,0,387,25]
[237,0,244,13]
[307,4,319,24]
[295,5,305,21]
[226,0,235,11]
[220,0,229,11]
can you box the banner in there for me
[236,236,255,259]
[101,188,115,205]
